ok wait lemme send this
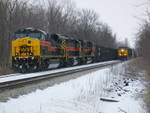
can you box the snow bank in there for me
[0,62,147,113]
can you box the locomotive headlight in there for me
[23,39,27,44]
[121,49,124,52]
[29,53,33,56]
[15,53,19,56]
[28,40,32,44]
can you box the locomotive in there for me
[11,28,120,73]
[118,46,133,60]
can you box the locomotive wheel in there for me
[67,58,74,67]
[41,60,49,70]
[77,58,81,65]
[58,58,66,68]
[29,64,38,72]
[78,58,85,65]
[91,57,95,63]
[82,58,87,64]
[20,65,28,73]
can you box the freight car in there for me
[11,27,118,73]
[95,46,117,62]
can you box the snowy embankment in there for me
[0,61,147,113]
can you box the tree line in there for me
[0,0,117,67]
[136,22,150,59]
[135,1,150,112]
[135,0,150,59]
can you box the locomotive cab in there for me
[11,28,49,72]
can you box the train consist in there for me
[11,28,132,73]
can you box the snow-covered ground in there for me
[0,60,117,83]
[0,61,147,113]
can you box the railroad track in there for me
[0,60,121,90]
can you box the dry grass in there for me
[131,58,150,80]
[130,57,150,112]
[0,67,14,75]
[145,91,150,112]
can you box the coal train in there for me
[11,28,132,73]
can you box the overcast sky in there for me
[73,0,148,47]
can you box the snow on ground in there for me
[0,61,147,113]
[0,60,117,83]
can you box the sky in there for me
[74,0,149,47]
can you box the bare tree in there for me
[0,0,117,68]
[136,22,150,58]
[72,9,99,40]
[94,24,117,48]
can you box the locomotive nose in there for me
[16,38,33,57]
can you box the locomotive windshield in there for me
[15,32,41,40]
[14,28,48,40]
